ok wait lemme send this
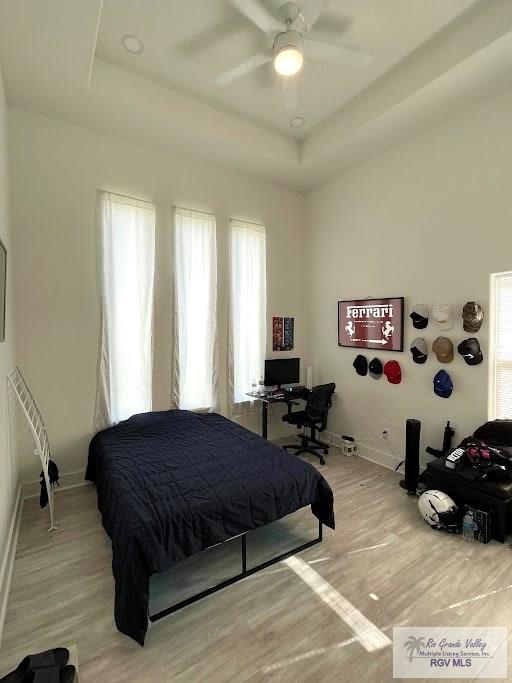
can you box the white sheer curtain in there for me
[94,191,155,431]
[172,207,218,411]
[229,219,266,412]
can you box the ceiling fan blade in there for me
[304,38,374,66]
[294,0,328,30]
[230,0,283,35]
[216,52,273,86]
[281,76,300,114]
[177,18,243,58]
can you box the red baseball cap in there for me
[384,360,401,384]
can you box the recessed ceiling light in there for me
[290,116,305,128]
[121,34,144,55]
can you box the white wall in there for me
[307,86,512,469]
[12,72,512,485]
[9,108,308,481]
[0,67,17,553]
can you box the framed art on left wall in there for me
[0,239,6,342]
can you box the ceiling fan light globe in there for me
[274,47,303,76]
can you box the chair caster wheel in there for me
[323,449,328,455]
[320,458,326,465]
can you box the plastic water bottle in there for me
[462,510,474,541]
[251,379,257,395]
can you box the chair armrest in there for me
[285,400,299,417]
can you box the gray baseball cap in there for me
[410,338,428,364]
[369,358,383,379]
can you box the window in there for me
[173,207,217,410]
[490,271,512,419]
[229,220,266,407]
[94,192,155,429]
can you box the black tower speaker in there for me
[400,418,421,495]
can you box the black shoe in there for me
[0,649,69,683]
[23,667,75,683]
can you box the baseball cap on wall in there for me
[462,302,484,332]
[369,358,383,379]
[353,355,368,376]
[432,303,454,330]
[457,338,483,365]
[410,304,429,329]
[384,360,401,384]
[434,370,453,398]
[410,338,428,364]
[432,336,454,363]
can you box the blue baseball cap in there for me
[434,370,453,398]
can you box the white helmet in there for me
[418,490,459,532]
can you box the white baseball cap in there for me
[432,303,454,331]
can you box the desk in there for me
[246,388,307,439]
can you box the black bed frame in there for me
[150,519,323,623]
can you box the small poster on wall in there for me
[338,297,404,351]
[273,316,295,351]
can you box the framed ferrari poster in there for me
[338,297,404,351]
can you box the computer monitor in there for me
[264,358,300,389]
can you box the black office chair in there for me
[282,383,335,465]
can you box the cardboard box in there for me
[464,504,492,544]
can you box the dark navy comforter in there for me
[86,410,335,645]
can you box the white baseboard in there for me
[21,469,87,499]
[323,430,399,472]
[357,442,399,472]
[0,486,23,649]
[322,430,345,451]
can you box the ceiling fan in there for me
[216,0,373,89]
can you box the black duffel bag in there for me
[473,420,512,450]
[456,420,512,481]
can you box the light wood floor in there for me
[2,453,512,682]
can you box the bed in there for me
[86,409,335,645]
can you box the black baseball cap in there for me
[353,355,368,376]
[457,338,483,365]
[410,304,429,329]
[369,358,383,379]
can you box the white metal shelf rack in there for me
[7,367,57,532]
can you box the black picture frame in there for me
[0,239,6,343]
[337,297,405,352]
